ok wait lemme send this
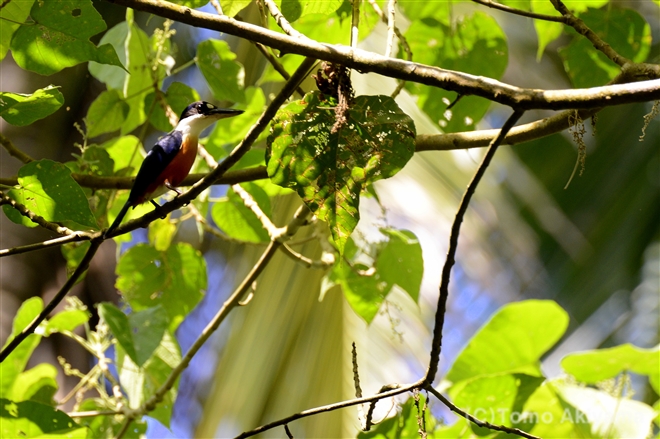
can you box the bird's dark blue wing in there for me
[127,131,183,205]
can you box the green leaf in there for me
[116,243,207,331]
[2,160,98,231]
[521,382,588,437]
[9,0,123,75]
[531,1,563,60]
[61,242,93,279]
[267,92,415,253]
[145,82,201,132]
[88,21,129,90]
[100,135,144,173]
[211,183,272,243]
[559,8,652,88]
[281,0,343,22]
[8,364,58,405]
[324,238,387,323]
[450,373,544,433]
[121,12,152,134]
[453,374,519,429]
[561,344,660,388]
[377,229,423,302]
[196,39,245,103]
[0,298,44,399]
[148,215,177,252]
[446,300,569,383]
[0,86,64,126]
[98,303,168,367]
[85,90,129,138]
[0,399,87,438]
[0,0,34,61]
[404,12,507,132]
[43,308,90,336]
[219,0,251,17]
[553,380,657,439]
[117,332,181,427]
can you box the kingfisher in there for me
[104,101,243,238]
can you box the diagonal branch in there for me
[471,0,565,23]
[424,109,525,385]
[0,132,34,164]
[106,0,660,109]
[0,240,102,362]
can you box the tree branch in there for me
[0,132,34,164]
[424,109,525,385]
[471,0,565,23]
[0,240,102,362]
[425,386,541,439]
[106,0,660,110]
[0,191,95,238]
[0,234,89,258]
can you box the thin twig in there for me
[0,240,102,362]
[263,0,304,38]
[253,42,306,97]
[471,0,565,23]
[235,383,416,438]
[350,0,360,49]
[352,342,366,428]
[0,191,93,238]
[384,0,396,58]
[549,0,630,67]
[231,183,279,237]
[0,234,89,258]
[279,243,334,269]
[0,132,34,163]
[426,386,541,439]
[424,109,525,385]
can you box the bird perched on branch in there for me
[104,101,243,238]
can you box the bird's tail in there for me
[104,201,131,239]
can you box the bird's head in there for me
[176,101,244,136]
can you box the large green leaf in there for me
[446,300,569,383]
[0,86,64,126]
[559,8,652,88]
[85,90,129,138]
[98,303,168,367]
[561,344,659,390]
[9,0,123,75]
[0,0,34,61]
[196,39,245,104]
[211,183,272,243]
[121,11,152,134]
[267,92,415,253]
[0,298,44,398]
[0,399,88,438]
[88,21,129,90]
[115,243,207,331]
[404,12,507,132]
[377,229,423,302]
[100,135,144,174]
[117,332,181,427]
[2,160,98,231]
[7,364,58,405]
[553,380,657,439]
[280,0,343,22]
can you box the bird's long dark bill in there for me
[210,108,244,118]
